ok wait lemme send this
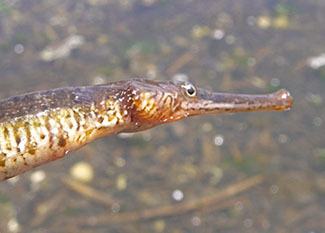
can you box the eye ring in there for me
[182,83,197,97]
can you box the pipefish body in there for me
[0,79,293,181]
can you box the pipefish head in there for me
[129,79,293,128]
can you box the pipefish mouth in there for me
[0,79,293,181]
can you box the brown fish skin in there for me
[0,79,293,181]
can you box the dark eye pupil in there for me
[187,86,195,95]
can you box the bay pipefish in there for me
[0,79,293,181]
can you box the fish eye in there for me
[182,83,197,97]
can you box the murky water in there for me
[0,0,324,232]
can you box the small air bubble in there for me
[111,202,121,213]
[191,216,202,226]
[225,35,235,45]
[213,29,225,40]
[114,157,126,168]
[278,134,288,144]
[14,44,24,54]
[172,189,184,201]
[313,117,322,127]
[214,135,224,146]
[243,218,253,228]
[270,185,279,194]
[270,78,280,87]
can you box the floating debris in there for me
[256,15,289,29]
[70,161,94,183]
[307,53,325,69]
[40,35,85,62]
[116,174,127,191]
[191,25,211,39]
[273,15,289,29]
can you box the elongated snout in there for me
[184,88,293,115]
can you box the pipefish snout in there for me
[0,79,293,181]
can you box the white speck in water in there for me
[270,184,279,194]
[243,218,253,228]
[278,134,288,144]
[313,117,322,127]
[307,53,325,69]
[191,216,202,226]
[111,202,121,213]
[270,78,280,87]
[172,189,184,201]
[30,170,46,184]
[7,218,20,233]
[306,93,323,105]
[234,201,244,211]
[214,135,224,146]
[14,44,24,54]
[225,35,235,44]
[213,29,225,40]
[114,157,126,168]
